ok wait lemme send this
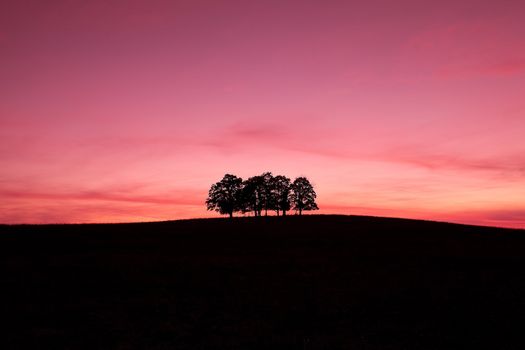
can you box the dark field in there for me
[1,215,525,349]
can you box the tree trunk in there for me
[265,208,268,216]
[229,212,233,218]
[299,208,302,216]
[282,210,286,216]
[276,209,280,216]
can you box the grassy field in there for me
[1,215,525,349]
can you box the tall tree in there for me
[240,175,265,216]
[206,174,243,218]
[272,175,291,216]
[261,172,275,216]
[290,177,319,215]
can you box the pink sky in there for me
[1,0,524,227]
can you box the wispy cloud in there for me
[438,59,525,79]
[0,188,204,206]
[404,18,525,80]
[379,148,525,175]
[283,142,525,178]
[0,184,208,224]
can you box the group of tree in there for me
[206,172,319,218]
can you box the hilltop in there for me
[1,215,524,349]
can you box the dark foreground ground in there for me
[1,215,525,349]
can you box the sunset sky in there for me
[1,0,524,227]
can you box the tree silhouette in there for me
[241,172,277,216]
[290,177,319,215]
[206,173,319,217]
[206,174,243,218]
[272,175,291,216]
[261,172,275,216]
[240,175,265,216]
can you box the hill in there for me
[1,215,525,349]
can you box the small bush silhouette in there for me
[206,172,318,218]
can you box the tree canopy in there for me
[272,175,292,216]
[206,173,318,218]
[205,174,243,218]
[290,176,319,215]
[239,174,265,217]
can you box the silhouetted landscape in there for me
[206,173,318,217]
[2,215,525,349]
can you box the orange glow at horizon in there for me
[1,0,524,228]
